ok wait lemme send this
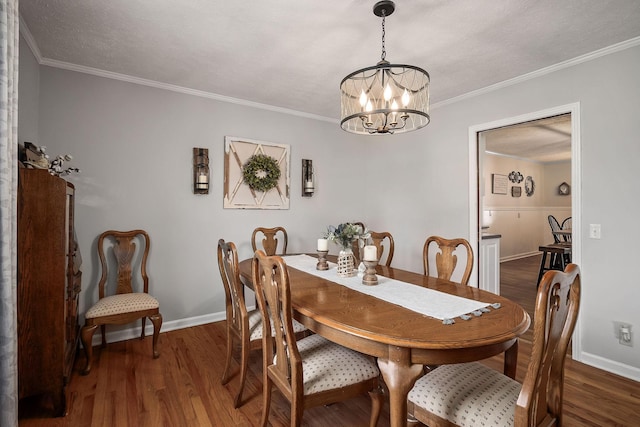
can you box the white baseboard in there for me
[500,251,540,263]
[578,351,640,382]
[89,311,227,346]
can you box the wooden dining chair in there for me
[218,239,306,408]
[252,250,383,427]
[80,230,162,375]
[423,236,474,286]
[251,226,288,255]
[367,231,395,267]
[548,214,563,244]
[561,216,572,242]
[408,263,581,427]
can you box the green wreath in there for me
[242,154,281,192]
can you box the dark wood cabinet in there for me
[17,168,82,416]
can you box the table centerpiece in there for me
[323,223,370,277]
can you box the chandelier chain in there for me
[381,11,386,61]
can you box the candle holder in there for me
[316,250,329,271]
[362,260,378,285]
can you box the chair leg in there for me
[80,324,98,375]
[221,329,234,386]
[141,316,147,339]
[291,393,304,427]
[260,378,272,427]
[100,325,107,348]
[149,313,162,358]
[234,337,250,408]
[369,386,384,427]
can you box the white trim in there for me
[483,206,572,212]
[579,351,640,383]
[90,311,227,346]
[18,15,640,124]
[18,14,43,62]
[38,57,338,124]
[434,37,640,109]
[469,102,583,360]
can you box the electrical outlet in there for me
[613,321,633,347]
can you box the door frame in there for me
[468,102,582,360]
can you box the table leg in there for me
[504,339,519,379]
[377,347,423,427]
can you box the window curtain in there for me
[0,0,19,425]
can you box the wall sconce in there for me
[302,159,314,197]
[193,147,209,194]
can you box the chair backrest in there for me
[217,239,248,337]
[368,231,395,267]
[423,236,474,286]
[252,250,302,394]
[561,216,572,242]
[251,226,288,255]
[516,264,581,425]
[548,215,562,243]
[97,229,150,299]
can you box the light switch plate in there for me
[589,224,601,239]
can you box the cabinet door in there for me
[480,238,501,295]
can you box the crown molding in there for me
[18,15,640,122]
[432,36,640,110]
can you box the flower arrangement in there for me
[323,223,370,250]
[23,142,80,177]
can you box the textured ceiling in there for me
[483,114,572,163]
[20,0,640,123]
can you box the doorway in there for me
[468,103,582,357]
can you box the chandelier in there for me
[340,1,430,135]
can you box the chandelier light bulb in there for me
[383,84,393,101]
[391,99,398,110]
[402,89,410,107]
[365,100,373,112]
[359,90,368,107]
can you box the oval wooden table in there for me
[239,257,530,427]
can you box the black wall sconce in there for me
[302,159,314,197]
[193,147,209,194]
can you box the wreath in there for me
[242,154,281,192]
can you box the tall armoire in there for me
[17,168,82,416]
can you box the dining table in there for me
[238,254,530,427]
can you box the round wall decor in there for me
[242,154,281,192]
[525,176,535,196]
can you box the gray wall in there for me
[18,33,39,144]
[20,38,640,381]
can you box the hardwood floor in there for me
[19,257,640,426]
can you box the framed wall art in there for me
[224,136,290,209]
[511,186,522,197]
[491,174,508,195]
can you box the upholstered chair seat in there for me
[247,309,306,342]
[409,362,521,427]
[85,293,159,318]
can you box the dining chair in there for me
[408,263,580,427]
[217,239,306,408]
[548,214,562,244]
[561,216,572,242]
[252,250,383,427]
[251,226,288,255]
[80,230,162,375]
[423,236,474,286]
[367,231,395,267]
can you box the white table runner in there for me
[283,255,496,322]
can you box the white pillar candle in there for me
[317,238,328,251]
[363,245,377,261]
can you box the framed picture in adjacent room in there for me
[491,174,508,194]
[511,186,522,197]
